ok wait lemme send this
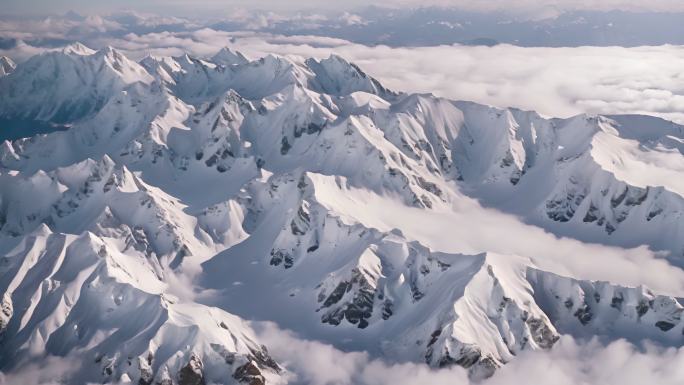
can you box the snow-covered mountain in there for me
[0,44,152,123]
[0,44,683,385]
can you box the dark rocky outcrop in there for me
[178,355,205,385]
[233,361,265,385]
[319,269,376,329]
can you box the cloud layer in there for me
[217,36,684,123]
[253,322,684,385]
[3,14,684,124]
[4,322,684,385]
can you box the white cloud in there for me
[3,11,684,124]
[255,322,472,385]
[4,320,684,385]
[489,336,684,385]
[0,355,83,385]
[255,321,684,385]
[18,26,676,125]
[212,36,684,124]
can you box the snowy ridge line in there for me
[203,170,684,379]
[0,43,683,384]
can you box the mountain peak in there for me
[94,45,127,62]
[0,44,152,123]
[324,53,351,64]
[211,47,249,66]
[98,45,118,55]
[62,42,96,56]
[306,54,392,96]
[259,53,291,68]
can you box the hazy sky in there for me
[4,0,684,16]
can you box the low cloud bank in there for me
[3,12,684,124]
[255,321,684,385]
[3,323,684,385]
[202,34,684,124]
[0,355,83,385]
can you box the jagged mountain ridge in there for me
[0,43,683,384]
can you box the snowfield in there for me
[0,44,683,385]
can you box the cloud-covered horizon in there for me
[4,18,684,125]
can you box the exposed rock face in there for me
[249,346,281,373]
[528,269,684,341]
[526,317,559,349]
[319,267,377,329]
[546,186,586,223]
[0,293,12,335]
[178,355,205,385]
[233,361,265,385]
[137,354,154,385]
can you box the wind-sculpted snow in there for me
[0,44,683,384]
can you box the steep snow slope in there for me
[0,227,281,385]
[1,44,683,384]
[0,44,152,123]
[449,105,684,258]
